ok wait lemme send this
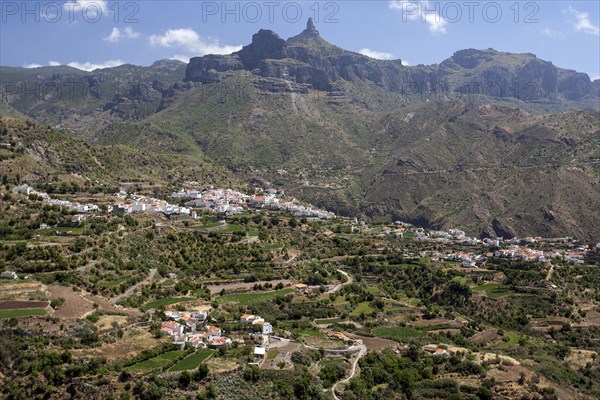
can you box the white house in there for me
[0,271,18,280]
[161,321,184,336]
[13,185,32,195]
[240,314,257,324]
[254,346,266,359]
[172,334,186,345]
[193,311,208,321]
[185,336,203,348]
[208,337,231,348]
[261,322,273,335]
[131,203,147,212]
[207,325,221,338]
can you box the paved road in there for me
[110,268,157,304]
[331,344,367,400]
[328,269,353,294]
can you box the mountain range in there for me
[1,19,599,239]
[187,18,599,105]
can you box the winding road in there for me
[328,269,353,294]
[110,268,157,304]
[331,344,367,400]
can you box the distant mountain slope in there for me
[360,103,600,239]
[0,60,187,139]
[93,75,600,238]
[0,117,238,188]
[186,19,600,107]
[1,20,599,239]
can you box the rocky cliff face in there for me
[185,19,598,103]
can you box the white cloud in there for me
[149,28,242,56]
[568,7,600,36]
[66,59,125,71]
[401,60,411,66]
[104,27,140,43]
[541,28,564,38]
[359,48,394,60]
[63,0,108,14]
[389,0,447,35]
[170,55,191,63]
[22,60,125,71]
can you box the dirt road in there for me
[328,269,353,294]
[331,344,367,400]
[110,268,157,304]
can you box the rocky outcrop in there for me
[186,54,244,83]
[184,20,598,103]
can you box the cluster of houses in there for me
[494,246,546,262]
[272,201,335,219]
[173,186,335,219]
[159,310,234,349]
[240,314,273,335]
[14,184,99,214]
[159,310,277,350]
[490,245,588,264]
[239,314,275,360]
[112,193,192,217]
[365,219,598,267]
[441,252,486,268]
[368,224,482,245]
[563,251,586,265]
[183,188,249,215]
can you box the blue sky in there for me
[1,1,599,79]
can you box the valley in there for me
[0,14,599,400]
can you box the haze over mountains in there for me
[1,19,599,240]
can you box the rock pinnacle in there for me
[307,17,316,31]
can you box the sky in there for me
[0,1,599,80]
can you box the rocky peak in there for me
[234,29,286,69]
[306,17,318,35]
[150,59,186,71]
[287,17,325,46]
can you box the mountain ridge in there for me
[185,19,599,105]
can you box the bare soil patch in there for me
[475,352,521,366]
[469,330,500,344]
[72,329,161,361]
[16,316,63,333]
[576,308,600,328]
[47,285,94,319]
[346,334,397,351]
[0,300,49,309]
[566,349,597,369]
[0,281,47,301]
[206,357,240,374]
[96,315,129,331]
[81,291,141,317]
